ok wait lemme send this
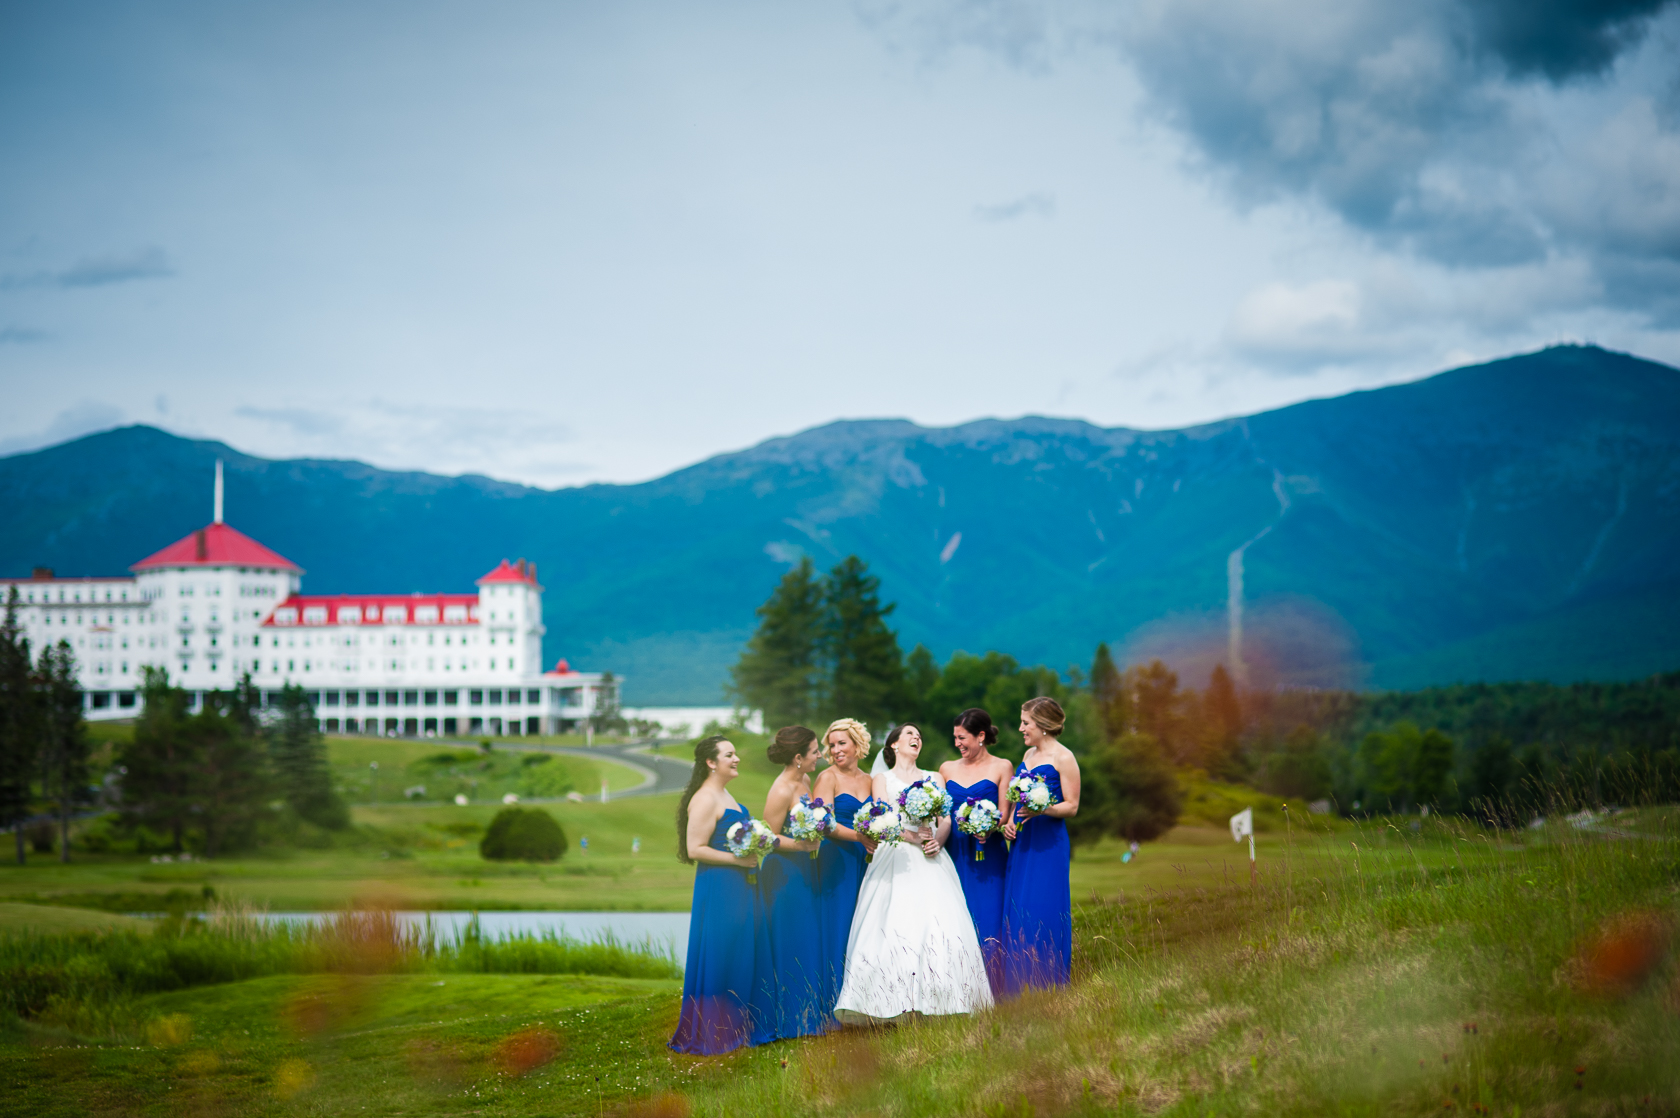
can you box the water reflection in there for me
[259,910,690,958]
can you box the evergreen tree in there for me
[187,697,269,856]
[1089,643,1126,740]
[590,671,626,736]
[270,683,347,829]
[1069,731,1183,845]
[824,555,909,733]
[0,588,38,865]
[37,641,90,862]
[904,643,940,725]
[119,667,198,852]
[729,557,827,728]
[1202,663,1243,774]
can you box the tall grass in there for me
[671,801,1680,1117]
[0,904,680,1022]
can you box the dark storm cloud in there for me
[1464,0,1673,80]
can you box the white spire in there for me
[213,459,224,524]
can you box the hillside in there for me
[3,345,1677,702]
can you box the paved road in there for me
[487,738,694,800]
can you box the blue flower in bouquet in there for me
[1006,773,1058,821]
[897,777,953,825]
[785,796,835,859]
[852,799,903,862]
[725,817,779,883]
[954,798,1002,860]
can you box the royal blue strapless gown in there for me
[945,777,1009,993]
[815,793,868,1014]
[669,805,776,1054]
[1000,764,1072,995]
[759,808,829,1038]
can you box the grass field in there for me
[4,804,1676,1116]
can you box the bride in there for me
[834,723,994,1024]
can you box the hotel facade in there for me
[2,474,612,736]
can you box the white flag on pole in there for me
[1230,807,1253,842]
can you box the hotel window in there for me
[507,689,522,705]
[415,605,439,624]
[403,690,418,706]
[274,607,297,625]
[384,606,407,624]
[303,606,327,625]
[339,605,362,624]
[345,691,359,707]
[469,690,483,705]
[423,691,438,706]
[443,605,467,623]
[443,690,458,705]
[385,691,399,705]
[527,689,540,704]
[488,689,502,705]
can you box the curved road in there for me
[496,738,694,800]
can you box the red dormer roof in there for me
[131,522,303,573]
[477,558,541,588]
[544,658,578,676]
[262,592,480,627]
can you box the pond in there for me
[259,910,690,955]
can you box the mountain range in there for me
[3,344,1677,704]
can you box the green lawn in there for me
[326,736,648,807]
[5,807,1676,1116]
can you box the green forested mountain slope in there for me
[2,345,1676,702]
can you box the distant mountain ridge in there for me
[3,345,1677,703]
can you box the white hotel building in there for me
[2,490,612,736]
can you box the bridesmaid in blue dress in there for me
[811,717,875,1015]
[669,735,777,1054]
[939,707,1015,993]
[758,725,827,1038]
[1000,697,1081,996]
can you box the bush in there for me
[1069,731,1183,844]
[479,807,568,862]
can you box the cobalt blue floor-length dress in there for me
[945,777,1009,993]
[815,793,868,1014]
[669,804,776,1054]
[999,763,1072,995]
[759,809,830,1038]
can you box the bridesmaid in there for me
[1000,697,1081,995]
[811,717,873,1014]
[669,735,777,1054]
[938,707,1014,992]
[758,725,827,1038]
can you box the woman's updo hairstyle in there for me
[676,735,729,864]
[823,718,871,763]
[767,724,818,766]
[883,723,920,769]
[953,707,998,746]
[1022,696,1066,739]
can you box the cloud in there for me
[0,327,49,344]
[1,246,174,290]
[0,402,126,457]
[975,191,1057,221]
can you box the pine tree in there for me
[37,641,90,862]
[1089,643,1127,740]
[729,557,827,728]
[270,684,347,829]
[824,555,908,732]
[188,697,269,857]
[0,587,38,865]
[1202,663,1244,776]
[119,667,198,852]
[904,644,940,725]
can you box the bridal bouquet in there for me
[852,800,903,863]
[897,777,954,826]
[1006,773,1058,822]
[726,818,779,884]
[784,797,836,859]
[954,799,1002,860]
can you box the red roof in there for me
[477,558,541,587]
[131,522,302,573]
[544,658,578,676]
[263,593,480,627]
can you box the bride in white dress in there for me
[835,724,994,1023]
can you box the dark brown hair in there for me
[767,725,818,766]
[883,723,920,769]
[676,735,729,864]
[953,707,998,746]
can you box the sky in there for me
[1,0,1677,486]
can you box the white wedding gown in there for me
[833,768,995,1023]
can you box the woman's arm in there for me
[1042,749,1081,818]
[686,792,757,868]
[763,777,818,853]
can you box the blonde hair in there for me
[1022,697,1065,738]
[823,717,872,760]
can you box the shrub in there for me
[479,807,567,862]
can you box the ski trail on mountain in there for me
[1227,469,1291,687]
[1568,475,1629,595]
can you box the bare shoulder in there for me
[990,754,1016,781]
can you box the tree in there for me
[480,806,568,862]
[1089,643,1126,741]
[730,557,827,728]
[1254,726,1333,801]
[590,671,626,736]
[1201,663,1244,776]
[184,697,268,857]
[1069,731,1183,845]
[1129,660,1188,762]
[119,667,198,852]
[905,643,940,723]
[270,684,348,830]
[0,588,38,865]
[823,556,909,732]
[37,641,90,862]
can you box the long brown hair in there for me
[676,735,729,864]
